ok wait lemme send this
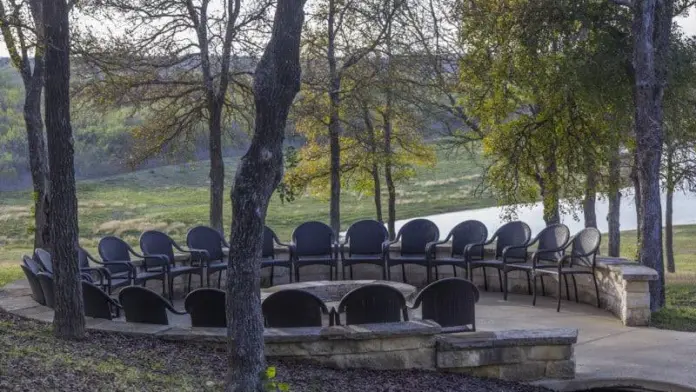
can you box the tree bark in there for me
[607,139,621,257]
[583,159,598,229]
[225,1,304,391]
[327,0,342,236]
[43,0,85,339]
[24,58,51,250]
[665,142,675,273]
[631,152,642,258]
[632,0,670,310]
[209,101,225,233]
[539,153,560,226]
[363,105,383,223]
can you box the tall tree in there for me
[76,0,270,233]
[301,0,401,236]
[226,0,305,390]
[0,0,50,249]
[43,0,85,339]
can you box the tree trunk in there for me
[43,0,85,339]
[665,142,675,273]
[583,159,598,229]
[327,0,341,236]
[384,124,396,239]
[24,57,51,250]
[540,154,560,226]
[364,105,383,223]
[225,2,304,391]
[631,152,642,257]
[209,101,225,233]
[632,0,670,311]
[607,139,621,257]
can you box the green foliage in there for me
[263,366,290,392]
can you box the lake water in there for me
[394,189,696,236]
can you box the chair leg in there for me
[295,265,300,283]
[401,263,407,283]
[482,267,489,291]
[557,275,562,312]
[342,265,346,280]
[350,265,354,280]
[435,266,439,281]
[218,271,223,289]
[525,271,532,295]
[503,268,509,301]
[270,266,275,287]
[497,269,503,293]
[571,275,579,303]
[592,272,601,308]
[452,264,457,277]
[564,275,570,301]
[532,273,537,306]
[540,275,546,296]
[187,273,192,294]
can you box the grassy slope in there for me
[0,148,487,264]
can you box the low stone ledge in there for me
[437,329,578,350]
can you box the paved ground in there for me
[477,292,696,390]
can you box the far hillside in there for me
[0,147,488,264]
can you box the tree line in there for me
[0,0,690,390]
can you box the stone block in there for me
[524,345,573,361]
[623,308,651,327]
[437,347,523,368]
[624,281,649,293]
[623,292,650,309]
[545,359,576,379]
[498,362,547,381]
[317,348,436,370]
[446,365,501,378]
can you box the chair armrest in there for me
[186,248,210,265]
[273,234,293,249]
[464,241,487,260]
[502,244,529,262]
[425,236,451,257]
[382,239,399,255]
[163,299,187,315]
[142,254,171,271]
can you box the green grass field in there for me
[0,148,488,265]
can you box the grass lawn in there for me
[0,148,488,265]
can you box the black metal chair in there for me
[502,224,570,300]
[36,272,55,309]
[340,220,389,280]
[118,286,186,325]
[291,221,337,282]
[383,219,440,284]
[262,226,293,286]
[262,289,330,328]
[78,245,131,294]
[426,220,488,283]
[21,256,45,305]
[33,248,53,274]
[98,236,167,295]
[533,227,602,312]
[468,221,532,292]
[186,226,229,288]
[82,280,122,320]
[140,231,206,299]
[410,278,479,332]
[184,288,227,328]
[336,284,408,325]
[34,248,95,283]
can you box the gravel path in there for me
[0,310,550,392]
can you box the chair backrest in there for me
[346,220,388,255]
[21,263,45,306]
[536,224,571,261]
[449,220,488,256]
[22,255,42,274]
[292,221,334,257]
[140,231,175,262]
[118,286,172,325]
[263,226,277,259]
[338,284,407,325]
[492,221,531,259]
[412,278,479,329]
[184,288,227,328]
[82,280,116,320]
[98,236,136,274]
[34,248,53,274]
[76,246,95,269]
[36,272,55,309]
[399,219,440,255]
[570,228,601,267]
[262,289,328,328]
[187,226,225,261]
